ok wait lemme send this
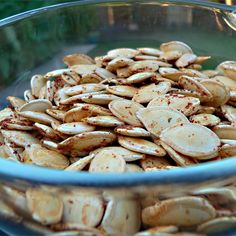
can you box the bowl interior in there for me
[0,0,236,187]
[1,2,236,235]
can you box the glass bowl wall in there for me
[0,1,236,235]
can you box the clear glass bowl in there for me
[0,1,236,235]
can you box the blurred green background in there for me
[0,0,235,19]
[0,0,235,91]
[0,1,75,19]
[0,0,96,86]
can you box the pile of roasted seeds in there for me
[0,41,236,235]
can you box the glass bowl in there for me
[0,0,236,235]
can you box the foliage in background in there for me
[0,0,75,19]
[0,1,97,85]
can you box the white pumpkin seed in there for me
[39,85,47,99]
[46,109,65,121]
[1,129,40,147]
[115,125,150,137]
[95,55,112,67]
[212,125,236,140]
[160,41,192,54]
[160,141,197,166]
[63,53,94,67]
[179,76,212,102]
[91,146,144,162]
[107,48,139,59]
[81,93,121,105]
[109,99,144,126]
[30,75,47,98]
[126,164,143,172]
[60,91,105,105]
[51,121,70,140]
[65,84,105,96]
[0,117,33,131]
[42,140,58,151]
[3,139,23,161]
[220,139,236,145]
[175,53,197,68]
[195,56,211,65]
[116,66,133,77]
[54,87,70,106]
[212,75,236,90]
[219,144,236,158]
[0,108,14,122]
[34,123,59,139]
[181,68,209,80]
[221,104,236,122]
[129,60,159,73]
[45,69,71,78]
[217,61,236,74]
[64,104,111,123]
[61,71,78,85]
[159,67,183,82]
[168,88,201,99]
[196,106,215,114]
[136,106,189,137]
[134,55,160,61]
[26,144,69,169]
[58,131,116,157]
[147,94,200,116]
[137,48,163,56]
[7,96,26,111]
[101,197,141,235]
[65,154,94,171]
[80,73,103,84]
[57,122,95,135]
[187,63,202,70]
[202,70,219,78]
[230,90,236,101]
[106,57,133,72]
[189,114,220,126]
[123,72,156,84]
[71,65,98,76]
[222,64,236,81]
[95,67,117,81]
[133,82,171,103]
[140,155,172,170]
[192,187,236,209]
[19,99,52,112]
[62,192,104,227]
[26,188,63,225]
[0,198,21,221]
[160,123,220,159]
[83,115,124,127]
[106,85,137,98]
[0,145,9,158]
[24,90,35,102]
[118,136,166,156]
[160,50,182,61]
[19,111,58,125]
[2,186,29,217]
[142,196,216,227]
[200,79,230,107]
[89,149,126,173]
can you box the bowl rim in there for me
[0,0,236,187]
[0,0,235,26]
[1,157,236,187]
